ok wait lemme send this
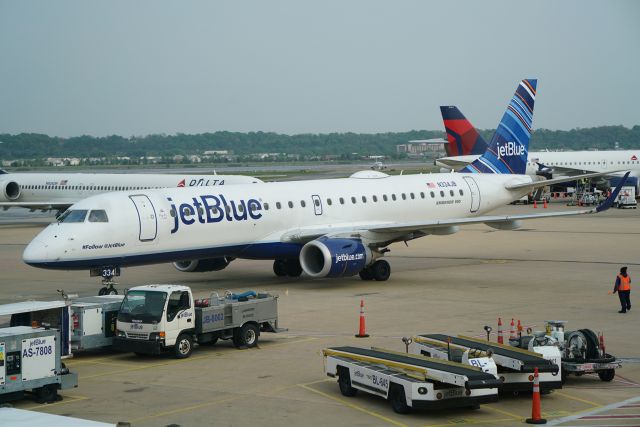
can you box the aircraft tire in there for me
[285,259,303,277]
[372,260,391,281]
[273,260,287,277]
[98,287,108,296]
[359,268,374,281]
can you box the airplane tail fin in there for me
[460,79,537,175]
[440,106,488,156]
[0,169,8,175]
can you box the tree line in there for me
[1,126,639,161]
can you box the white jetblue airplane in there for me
[0,171,262,213]
[23,80,627,294]
[437,106,639,190]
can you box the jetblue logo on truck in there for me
[169,195,263,234]
[497,141,525,159]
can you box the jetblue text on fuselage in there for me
[497,141,525,159]
[168,194,263,233]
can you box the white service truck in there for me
[323,346,501,414]
[113,285,284,358]
[613,186,637,208]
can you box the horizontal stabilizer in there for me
[504,170,626,191]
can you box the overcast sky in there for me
[1,1,638,137]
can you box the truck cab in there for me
[114,285,195,358]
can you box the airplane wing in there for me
[504,170,626,191]
[0,202,71,212]
[435,158,472,170]
[281,172,628,246]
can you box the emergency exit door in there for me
[463,176,481,213]
[129,195,157,241]
[311,195,323,215]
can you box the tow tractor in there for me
[113,285,285,358]
[511,321,621,383]
[323,346,502,414]
[407,334,562,394]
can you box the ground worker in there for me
[613,266,631,313]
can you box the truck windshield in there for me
[118,291,167,323]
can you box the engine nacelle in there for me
[173,257,232,272]
[299,237,372,278]
[0,180,21,201]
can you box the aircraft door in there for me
[463,176,481,213]
[311,195,323,215]
[129,195,157,241]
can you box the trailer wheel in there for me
[389,384,411,414]
[35,384,58,403]
[173,334,193,359]
[598,369,615,382]
[337,367,357,397]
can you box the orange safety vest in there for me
[617,274,631,291]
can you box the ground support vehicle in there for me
[613,186,637,208]
[113,285,285,358]
[0,326,78,404]
[409,334,561,394]
[323,346,501,414]
[0,295,124,357]
[511,321,621,384]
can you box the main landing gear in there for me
[359,260,391,281]
[273,259,303,277]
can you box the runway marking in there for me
[23,394,90,411]
[80,354,212,379]
[547,396,640,426]
[422,418,515,427]
[259,336,318,348]
[298,382,408,427]
[554,391,602,408]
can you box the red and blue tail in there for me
[440,106,488,156]
[460,79,537,175]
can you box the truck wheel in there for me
[337,367,357,397]
[372,260,391,281]
[35,384,58,403]
[173,334,193,359]
[389,384,411,414]
[598,369,615,382]
[234,323,259,348]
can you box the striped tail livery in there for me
[460,79,536,174]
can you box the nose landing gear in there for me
[91,266,121,295]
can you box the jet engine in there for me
[173,257,232,272]
[0,180,20,201]
[299,237,372,278]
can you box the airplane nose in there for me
[23,238,49,266]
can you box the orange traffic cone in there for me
[497,317,504,344]
[543,199,548,209]
[355,299,369,338]
[533,199,538,208]
[526,367,547,424]
[517,319,523,338]
[509,318,516,341]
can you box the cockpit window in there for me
[88,210,109,223]
[59,209,88,223]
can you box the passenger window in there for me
[373,195,378,202]
[238,204,244,213]
[420,192,425,199]
[170,208,176,217]
[391,194,396,201]
[264,203,270,211]
[301,200,306,207]
[383,194,388,201]
[459,189,464,196]
[314,199,320,207]
[351,196,357,204]
[450,190,454,196]
[339,197,345,204]
[362,196,367,203]
[401,193,406,200]
[440,191,445,197]
[88,210,109,223]
[276,202,282,209]
[326,199,332,206]
[288,201,294,208]
[410,193,415,199]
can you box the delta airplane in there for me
[437,106,639,190]
[23,79,628,294]
[0,171,262,213]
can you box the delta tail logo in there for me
[632,155,638,161]
[177,179,186,187]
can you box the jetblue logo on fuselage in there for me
[168,194,263,234]
[497,141,525,159]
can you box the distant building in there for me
[396,142,444,156]
[203,150,231,155]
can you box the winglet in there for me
[596,171,630,213]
